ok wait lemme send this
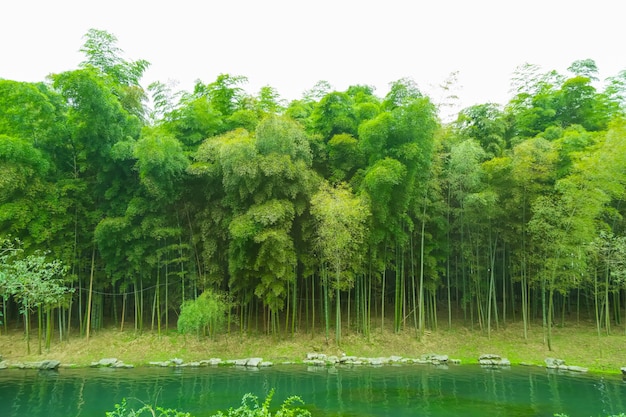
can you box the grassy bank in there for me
[0,321,624,374]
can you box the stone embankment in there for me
[0,352,619,374]
[479,353,511,367]
[0,359,61,370]
[147,357,274,368]
[303,353,461,367]
[90,358,134,368]
[544,358,588,373]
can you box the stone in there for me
[429,354,449,364]
[564,365,588,373]
[0,361,7,369]
[246,358,263,367]
[479,354,501,361]
[545,358,565,368]
[234,359,248,366]
[421,354,449,364]
[621,367,626,376]
[259,361,273,367]
[38,360,61,370]
[479,354,510,367]
[304,359,326,367]
[171,358,184,366]
[112,362,134,369]
[98,358,119,367]
[390,356,403,363]
[481,358,510,366]
[149,361,171,367]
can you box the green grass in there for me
[0,319,624,374]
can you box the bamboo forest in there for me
[1,29,626,354]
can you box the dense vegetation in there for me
[1,29,626,353]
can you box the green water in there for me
[0,364,624,416]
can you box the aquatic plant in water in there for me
[106,390,311,417]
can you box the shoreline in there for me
[0,356,623,380]
[1,321,624,376]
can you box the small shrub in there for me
[177,289,228,338]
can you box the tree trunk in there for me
[25,299,31,354]
[605,262,611,335]
[521,263,528,340]
[336,264,341,345]
[418,205,426,338]
[120,292,126,332]
[547,287,554,351]
[85,247,96,340]
[38,306,43,355]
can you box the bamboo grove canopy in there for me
[1,31,626,352]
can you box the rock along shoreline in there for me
[0,352,616,375]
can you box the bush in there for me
[177,289,228,338]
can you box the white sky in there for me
[1,0,624,117]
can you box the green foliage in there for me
[80,28,150,87]
[311,182,370,281]
[106,391,310,417]
[0,80,63,144]
[3,31,626,346]
[0,238,71,308]
[0,246,72,311]
[310,91,358,139]
[327,133,365,183]
[177,290,228,337]
[212,390,311,417]
[256,116,312,165]
[106,399,191,417]
[382,77,422,110]
[79,28,150,120]
[456,103,507,157]
[133,129,189,199]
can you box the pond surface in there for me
[0,364,624,416]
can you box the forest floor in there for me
[0,319,624,375]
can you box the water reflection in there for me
[0,364,624,417]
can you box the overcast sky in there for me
[2,0,624,115]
